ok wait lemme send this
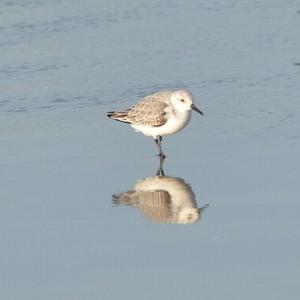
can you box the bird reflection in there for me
[112,175,208,224]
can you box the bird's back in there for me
[107,91,173,126]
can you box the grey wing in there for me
[113,189,173,223]
[113,189,171,207]
[127,98,169,127]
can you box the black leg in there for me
[154,136,166,176]
[154,136,166,159]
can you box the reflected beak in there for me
[198,204,209,214]
[191,103,204,115]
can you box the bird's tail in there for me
[107,110,131,124]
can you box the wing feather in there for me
[126,92,171,126]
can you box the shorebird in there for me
[112,175,208,224]
[107,89,203,160]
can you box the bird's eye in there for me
[180,99,185,102]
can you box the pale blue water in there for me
[1,1,300,299]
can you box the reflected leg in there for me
[156,155,165,176]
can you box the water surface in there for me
[1,1,300,299]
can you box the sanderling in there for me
[107,89,203,159]
[112,175,208,224]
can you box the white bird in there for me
[113,175,208,224]
[107,89,203,158]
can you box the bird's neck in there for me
[172,107,191,119]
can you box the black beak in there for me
[198,204,209,214]
[191,103,204,115]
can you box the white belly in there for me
[132,110,192,138]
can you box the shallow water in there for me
[1,1,300,299]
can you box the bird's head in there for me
[171,89,204,115]
[177,207,200,224]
